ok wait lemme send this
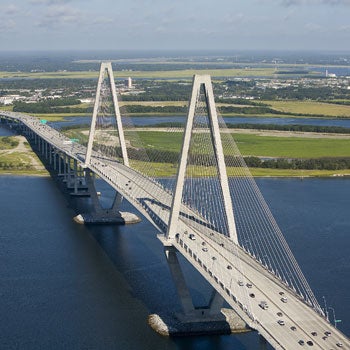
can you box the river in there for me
[0,175,349,349]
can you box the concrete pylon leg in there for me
[208,289,225,315]
[259,334,268,349]
[73,159,78,194]
[111,192,123,212]
[164,246,226,322]
[164,246,195,315]
[72,169,137,225]
[85,169,102,213]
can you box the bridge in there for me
[1,62,349,350]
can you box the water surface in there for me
[0,176,349,349]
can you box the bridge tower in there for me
[75,62,133,224]
[85,61,129,167]
[155,75,246,333]
[166,75,238,244]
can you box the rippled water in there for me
[0,175,349,349]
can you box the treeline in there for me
[98,145,350,171]
[244,156,350,170]
[216,98,268,106]
[219,106,278,115]
[122,81,192,101]
[320,100,350,106]
[13,98,86,114]
[258,86,349,101]
[124,105,187,114]
[60,121,350,135]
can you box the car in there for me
[259,301,268,310]
[279,291,285,296]
[227,265,232,270]
[311,332,317,336]
[291,326,297,331]
[202,247,208,252]
[306,340,313,346]
[246,283,253,288]
[249,293,255,298]
[322,336,327,340]
[298,340,305,346]
[238,280,244,286]
[281,297,288,303]
[189,234,196,240]
[277,312,283,317]
[324,331,331,337]
[201,242,206,246]
[336,343,343,348]
[277,319,285,326]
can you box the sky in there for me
[0,0,349,52]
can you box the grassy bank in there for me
[265,100,350,118]
[129,160,350,178]
[130,131,350,159]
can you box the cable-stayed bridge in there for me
[1,63,348,350]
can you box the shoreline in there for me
[1,169,349,178]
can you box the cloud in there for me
[279,0,350,6]
[30,0,73,4]
[304,22,324,32]
[0,19,16,33]
[3,4,20,15]
[36,5,83,28]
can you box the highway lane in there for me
[172,227,349,349]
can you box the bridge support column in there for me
[149,243,249,336]
[259,334,268,349]
[164,245,226,322]
[73,169,139,225]
[165,246,197,315]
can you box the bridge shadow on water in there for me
[26,141,269,349]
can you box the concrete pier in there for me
[148,308,250,336]
[73,211,141,225]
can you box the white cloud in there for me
[279,0,350,5]
[0,19,16,33]
[3,4,20,15]
[35,5,83,28]
[304,22,324,32]
[30,0,73,4]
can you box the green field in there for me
[61,129,350,159]
[129,160,350,178]
[131,131,350,159]
[265,100,350,117]
[0,67,276,80]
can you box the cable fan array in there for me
[90,70,124,163]
[50,69,322,315]
[214,108,322,315]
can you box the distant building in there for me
[125,77,132,88]
[0,95,23,105]
[325,70,336,78]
